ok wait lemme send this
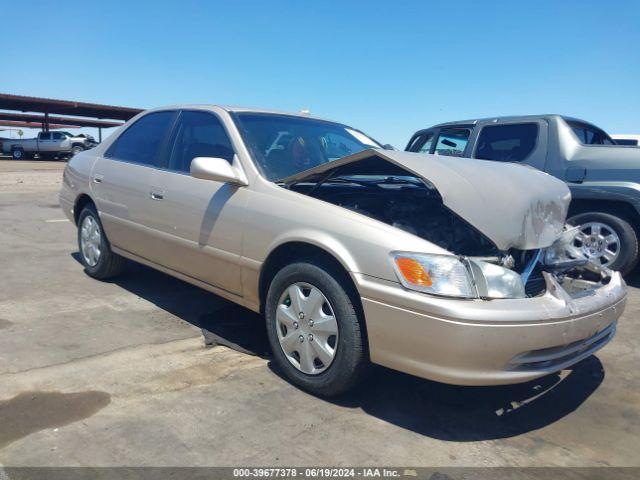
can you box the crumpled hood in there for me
[281,149,571,250]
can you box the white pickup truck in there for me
[1,131,95,160]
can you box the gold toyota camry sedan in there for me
[59,105,626,395]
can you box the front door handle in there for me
[92,174,103,184]
[150,191,164,201]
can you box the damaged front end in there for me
[465,224,618,301]
[281,149,619,301]
[390,227,614,302]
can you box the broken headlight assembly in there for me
[391,252,526,299]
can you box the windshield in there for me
[234,113,381,181]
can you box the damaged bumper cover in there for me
[356,270,626,386]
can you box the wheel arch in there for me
[568,199,640,231]
[73,193,96,225]
[259,241,364,319]
[258,240,369,356]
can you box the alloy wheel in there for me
[573,221,620,267]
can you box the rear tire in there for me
[77,204,126,279]
[568,211,639,275]
[265,260,369,396]
[11,148,24,160]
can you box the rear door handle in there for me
[92,174,103,184]
[150,190,164,201]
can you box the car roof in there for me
[144,104,335,123]
[425,114,595,129]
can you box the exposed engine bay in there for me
[284,158,608,299]
[289,175,499,257]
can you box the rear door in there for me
[145,109,247,294]
[471,120,548,170]
[91,110,178,261]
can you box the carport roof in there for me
[0,120,79,130]
[0,112,124,128]
[0,93,143,121]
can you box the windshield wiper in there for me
[370,176,422,185]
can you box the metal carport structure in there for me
[0,93,143,141]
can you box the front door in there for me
[38,132,53,153]
[146,110,246,295]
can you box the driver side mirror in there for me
[190,157,248,186]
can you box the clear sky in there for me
[1,0,639,146]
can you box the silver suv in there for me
[407,115,640,275]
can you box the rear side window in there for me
[39,132,51,140]
[167,111,235,173]
[107,111,176,166]
[434,128,470,157]
[475,123,538,162]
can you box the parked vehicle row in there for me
[1,130,97,160]
[60,106,627,395]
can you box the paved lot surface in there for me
[0,160,639,467]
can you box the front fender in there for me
[569,181,640,215]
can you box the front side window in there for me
[167,111,235,173]
[417,133,434,153]
[434,129,470,157]
[405,134,422,152]
[234,113,380,181]
[52,132,64,140]
[106,111,176,166]
[475,123,538,162]
[567,120,615,145]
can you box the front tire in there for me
[265,261,369,396]
[568,211,639,275]
[71,145,84,156]
[77,205,126,279]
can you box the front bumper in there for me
[356,271,626,386]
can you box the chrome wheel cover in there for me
[80,215,102,267]
[573,221,620,267]
[276,282,339,375]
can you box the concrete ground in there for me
[0,160,639,467]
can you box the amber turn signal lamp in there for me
[395,257,433,287]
